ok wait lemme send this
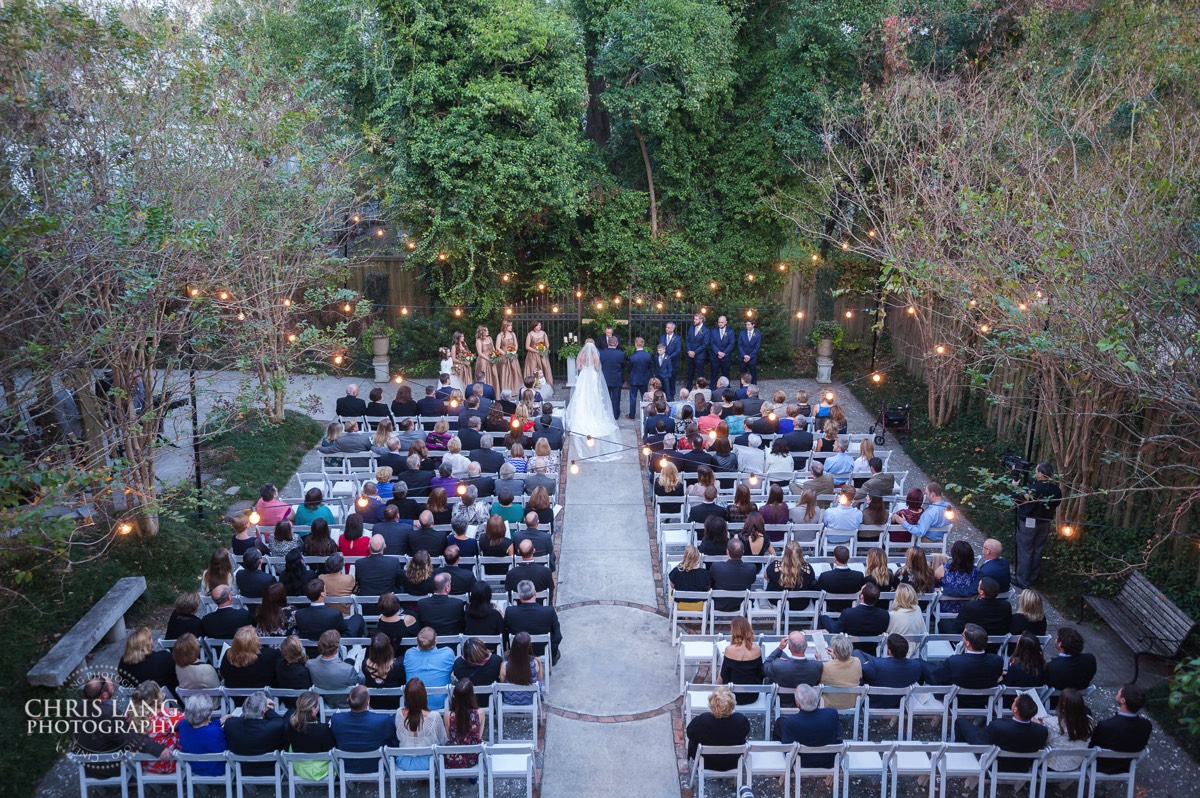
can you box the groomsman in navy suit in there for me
[653,342,674,395]
[684,312,710,391]
[657,322,681,397]
[709,315,735,386]
[627,337,653,420]
[738,319,762,385]
[598,337,627,420]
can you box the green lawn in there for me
[5,409,320,798]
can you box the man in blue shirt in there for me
[823,438,855,487]
[403,627,456,709]
[892,481,951,542]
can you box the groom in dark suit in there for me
[684,312,710,391]
[627,337,653,419]
[598,338,627,420]
[738,319,762,385]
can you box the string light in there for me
[505,307,513,316]
[613,296,620,305]
[935,344,946,355]
[658,457,668,469]
[968,299,977,307]
[767,411,777,422]
[710,280,718,290]
[333,354,344,365]
[748,474,759,486]
[838,493,850,506]
[282,298,291,307]
[1060,524,1075,538]
[979,324,990,333]
[511,419,521,429]
[907,305,916,315]
[406,241,416,250]
[709,430,717,441]
[700,307,708,315]
[1018,302,1028,311]
[218,291,230,301]
[401,307,409,315]
[375,229,384,238]
[641,446,651,457]
[454,308,462,317]
[355,497,368,509]
[1035,290,1044,299]
[795,310,804,319]
[845,310,853,318]
[456,484,466,496]
[501,274,510,282]
[810,254,819,263]
[236,312,245,321]
[394,375,404,384]
[538,283,546,291]
[595,301,604,311]
[352,214,361,223]
[745,309,755,318]
[287,333,297,342]
[585,435,595,447]
[188,287,200,297]
[449,399,459,409]
[675,290,683,299]
[575,290,583,298]
[655,302,664,310]
[824,391,835,403]
[944,509,956,522]
[781,262,790,270]
[867,229,877,238]
[841,241,850,251]
[570,461,579,474]
[746,273,756,282]
[552,305,560,314]
[635,297,643,305]
[118,521,133,535]
[438,253,448,261]
[343,303,353,312]
[871,372,882,383]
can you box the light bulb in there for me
[438,253,448,261]
[218,291,229,301]
[979,324,990,333]
[659,457,667,469]
[188,287,199,297]
[511,419,521,429]
[708,430,717,441]
[969,299,977,307]
[595,302,603,310]
[700,307,708,314]
[1061,524,1074,538]
[767,411,777,421]
[352,214,361,223]
[935,345,946,355]
[552,306,559,314]
[907,305,916,315]
[746,309,754,318]
[287,333,297,342]
[710,281,718,290]
[538,283,545,291]
[502,274,510,282]
[635,297,643,305]
[333,354,343,365]
[248,510,261,525]
[406,241,416,250]
[585,435,595,447]
[641,446,650,457]
[1018,302,1028,311]
[810,254,818,263]
[575,290,583,298]
[656,302,664,310]
[824,391,835,403]
[505,308,513,316]
[570,461,579,474]
[746,274,756,282]
[236,312,245,321]
[868,229,877,237]
[454,308,462,317]
[356,497,368,509]
[841,241,849,250]
[944,509,956,521]
[400,306,409,316]
[282,298,291,307]
[838,493,850,506]
[795,310,804,319]
[375,228,384,237]
[782,262,790,270]
[748,474,759,486]
[343,303,352,312]
[449,399,459,409]
[871,373,882,383]
[1035,290,1043,299]
[456,484,466,496]
[118,522,133,535]
[845,310,853,318]
[675,290,683,298]
[394,375,403,384]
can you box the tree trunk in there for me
[632,124,658,239]
[585,68,610,146]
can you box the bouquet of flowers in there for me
[504,345,518,360]
[458,351,476,366]
[535,342,547,354]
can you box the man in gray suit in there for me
[494,462,524,498]
[317,420,373,454]
[306,630,360,705]
[523,457,556,497]
[763,632,824,689]
[860,457,895,497]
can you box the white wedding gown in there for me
[563,343,623,462]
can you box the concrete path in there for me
[540,417,683,798]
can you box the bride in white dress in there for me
[563,339,623,462]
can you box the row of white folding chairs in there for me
[69,743,537,798]
[690,740,1144,798]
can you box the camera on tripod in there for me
[1001,452,1032,484]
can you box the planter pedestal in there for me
[564,358,578,388]
[816,356,833,384]
[373,356,390,383]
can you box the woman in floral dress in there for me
[523,320,554,389]
[494,319,524,397]
[474,325,495,391]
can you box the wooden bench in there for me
[26,576,146,687]
[1083,571,1196,681]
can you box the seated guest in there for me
[710,538,757,612]
[1001,632,1046,687]
[200,547,234,597]
[890,481,951,542]
[361,633,406,692]
[463,582,505,639]
[1090,683,1153,773]
[499,631,544,706]
[318,420,372,454]
[416,385,447,417]
[285,693,335,780]
[417,573,467,635]
[978,538,1011,593]
[281,548,318,598]
[452,485,490,528]
[697,514,729,558]
[403,627,456,710]
[820,582,889,637]
[478,515,515,574]
[1045,627,1098,691]
[173,633,219,690]
[177,694,225,776]
[436,545,477,595]
[814,545,865,613]
[1010,589,1048,636]
[925,624,1004,693]
[777,684,841,768]
[307,629,361,695]
[857,634,923,705]
[394,679,446,771]
[293,487,336,528]
[709,436,739,472]
[336,384,367,417]
[254,483,292,526]
[441,437,471,477]
[462,461,494,499]
[296,578,365,639]
[119,626,177,691]
[275,635,313,689]
[821,486,863,546]
[375,593,419,654]
[391,383,420,418]
[355,482,387,524]
[686,686,750,772]
[815,420,839,453]
[166,591,204,640]
[935,540,981,616]
[395,454,433,497]
[254,584,296,638]
[789,487,824,527]
[954,693,1048,771]
[235,548,276,599]
[490,488,525,525]
[686,465,716,498]
[505,540,553,599]
[220,626,280,688]
[513,512,554,565]
[318,552,357,614]
[669,545,712,609]
[330,685,397,773]
[126,681,181,776]
[890,488,924,544]
[1044,688,1095,772]
[409,510,448,556]
[504,580,563,665]
[759,485,790,528]
[717,617,763,705]
[443,679,487,764]
[303,518,338,562]
[824,438,855,486]
[763,631,822,688]
[453,637,503,700]
[725,483,758,524]
[940,575,1012,635]
[689,485,727,525]
[895,546,937,594]
[426,419,452,451]
[819,634,863,709]
[200,584,252,639]
[886,583,928,644]
[430,462,458,495]
[765,541,817,611]
[401,549,436,597]
[654,462,686,516]
[862,547,895,589]
[222,691,286,776]
[269,520,301,558]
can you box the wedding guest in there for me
[475,326,496,393]
[391,383,419,418]
[254,484,292,526]
[523,321,554,389]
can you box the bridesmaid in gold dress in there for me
[474,325,495,391]
[494,319,524,398]
[450,331,474,388]
[523,320,554,389]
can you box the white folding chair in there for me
[887,742,942,798]
[484,743,534,798]
[278,750,335,798]
[67,752,129,798]
[746,591,785,634]
[782,590,823,632]
[332,748,386,798]
[708,590,749,634]
[229,753,282,798]
[435,744,485,798]
[728,684,777,740]
[949,686,1002,731]
[938,743,995,798]
[670,592,712,645]
[495,684,540,742]
[1088,750,1145,798]
[907,685,956,742]
[794,744,844,798]
[819,686,867,742]
[841,742,892,798]
[126,752,183,798]
[691,744,746,798]
[861,686,910,741]
[1038,747,1095,798]
[988,749,1045,798]
[744,742,796,798]
[677,634,726,694]
[382,745,435,798]
[176,752,233,798]
[525,632,553,690]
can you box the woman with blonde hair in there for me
[219,626,278,688]
[285,692,335,780]
[371,419,395,454]
[863,547,895,591]
[765,541,816,610]
[533,436,559,472]
[375,466,395,501]
[668,545,712,611]
[853,438,875,472]
[119,627,177,690]
[896,546,937,594]
[654,461,685,515]
[128,681,183,774]
[512,403,533,433]
[426,419,451,450]
[505,443,528,473]
[886,583,927,646]
[718,617,763,705]
[819,634,862,708]
[1010,588,1048,636]
[442,437,470,477]
[685,686,750,772]
[815,419,839,453]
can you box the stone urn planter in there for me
[371,336,390,357]
[817,337,834,358]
